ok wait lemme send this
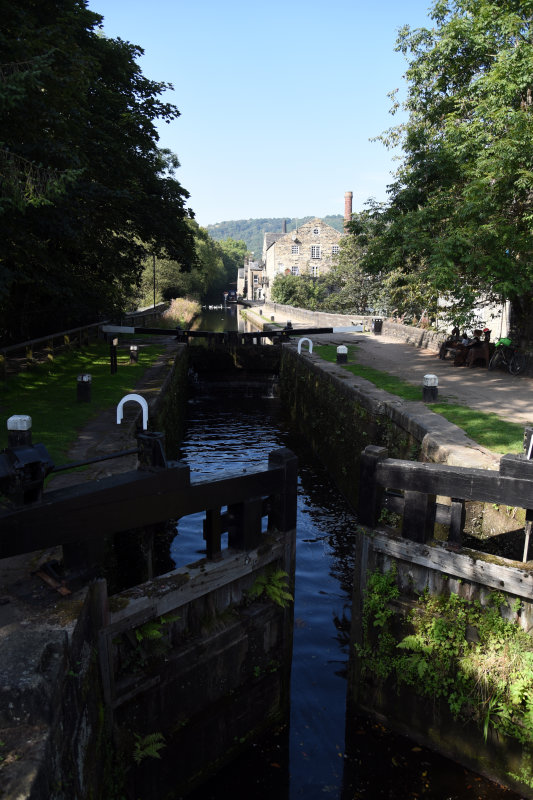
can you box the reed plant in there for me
[160,298,200,329]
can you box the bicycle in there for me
[488,338,527,375]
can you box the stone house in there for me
[238,258,265,301]
[261,218,341,302]
[237,192,353,302]
[260,192,353,302]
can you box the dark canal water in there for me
[170,308,521,800]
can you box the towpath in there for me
[294,328,533,428]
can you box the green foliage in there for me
[271,274,327,310]
[138,222,246,306]
[321,211,388,314]
[132,732,166,765]
[207,216,344,260]
[118,614,180,675]
[358,569,533,746]
[0,0,195,343]
[355,564,400,680]
[247,569,293,608]
[359,0,533,336]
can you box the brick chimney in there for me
[344,191,353,227]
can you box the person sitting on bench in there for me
[454,330,483,366]
[438,326,461,359]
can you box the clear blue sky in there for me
[87,0,434,227]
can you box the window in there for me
[291,265,299,275]
[291,245,299,254]
[311,245,321,259]
[332,245,339,255]
[313,227,320,235]
[253,274,259,284]
[311,264,320,277]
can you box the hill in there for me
[206,216,345,260]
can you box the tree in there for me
[0,0,195,343]
[271,273,326,310]
[362,0,533,336]
[138,223,245,305]
[322,211,386,314]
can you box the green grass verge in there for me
[0,341,166,465]
[427,403,525,454]
[314,344,524,454]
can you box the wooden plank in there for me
[363,529,533,599]
[106,535,288,627]
[358,446,388,526]
[448,498,466,545]
[0,461,286,558]
[402,490,435,543]
[375,459,533,509]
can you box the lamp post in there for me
[153,253,156,309]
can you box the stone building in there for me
[238,258,265,301]
[237,192,353,303]
[260,192,352,302]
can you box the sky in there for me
[87,0,434,227]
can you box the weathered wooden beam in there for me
[362,530,533,599]
[402,490,436,543]
[0,460,288,558]
[375,459,533,509]
[203,508,223,560]
[358,446,388,527]
[448,498,466,545]
[267,449,298,533]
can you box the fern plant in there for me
[248,569,293,608]
[133,732,166,765]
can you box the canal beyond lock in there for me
[170,308,521,800]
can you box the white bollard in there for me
[336,345,348,364]
[423,374,438,402]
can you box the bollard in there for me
[336,345,348,364]
[129,344,138,364]
[110,337,118,374]
[524,427,533,459]
[7,414,32,447]
[76,373,92,403]
[422,374,438,401]
[271,316,275,322]
[259,309,262,315]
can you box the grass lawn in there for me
[314,344,525,454]
[0,341,167,465]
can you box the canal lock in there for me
[159,331,519,800]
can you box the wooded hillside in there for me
[207,215,345,259]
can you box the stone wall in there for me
[259,301,448,351]
[279,343,497,510]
